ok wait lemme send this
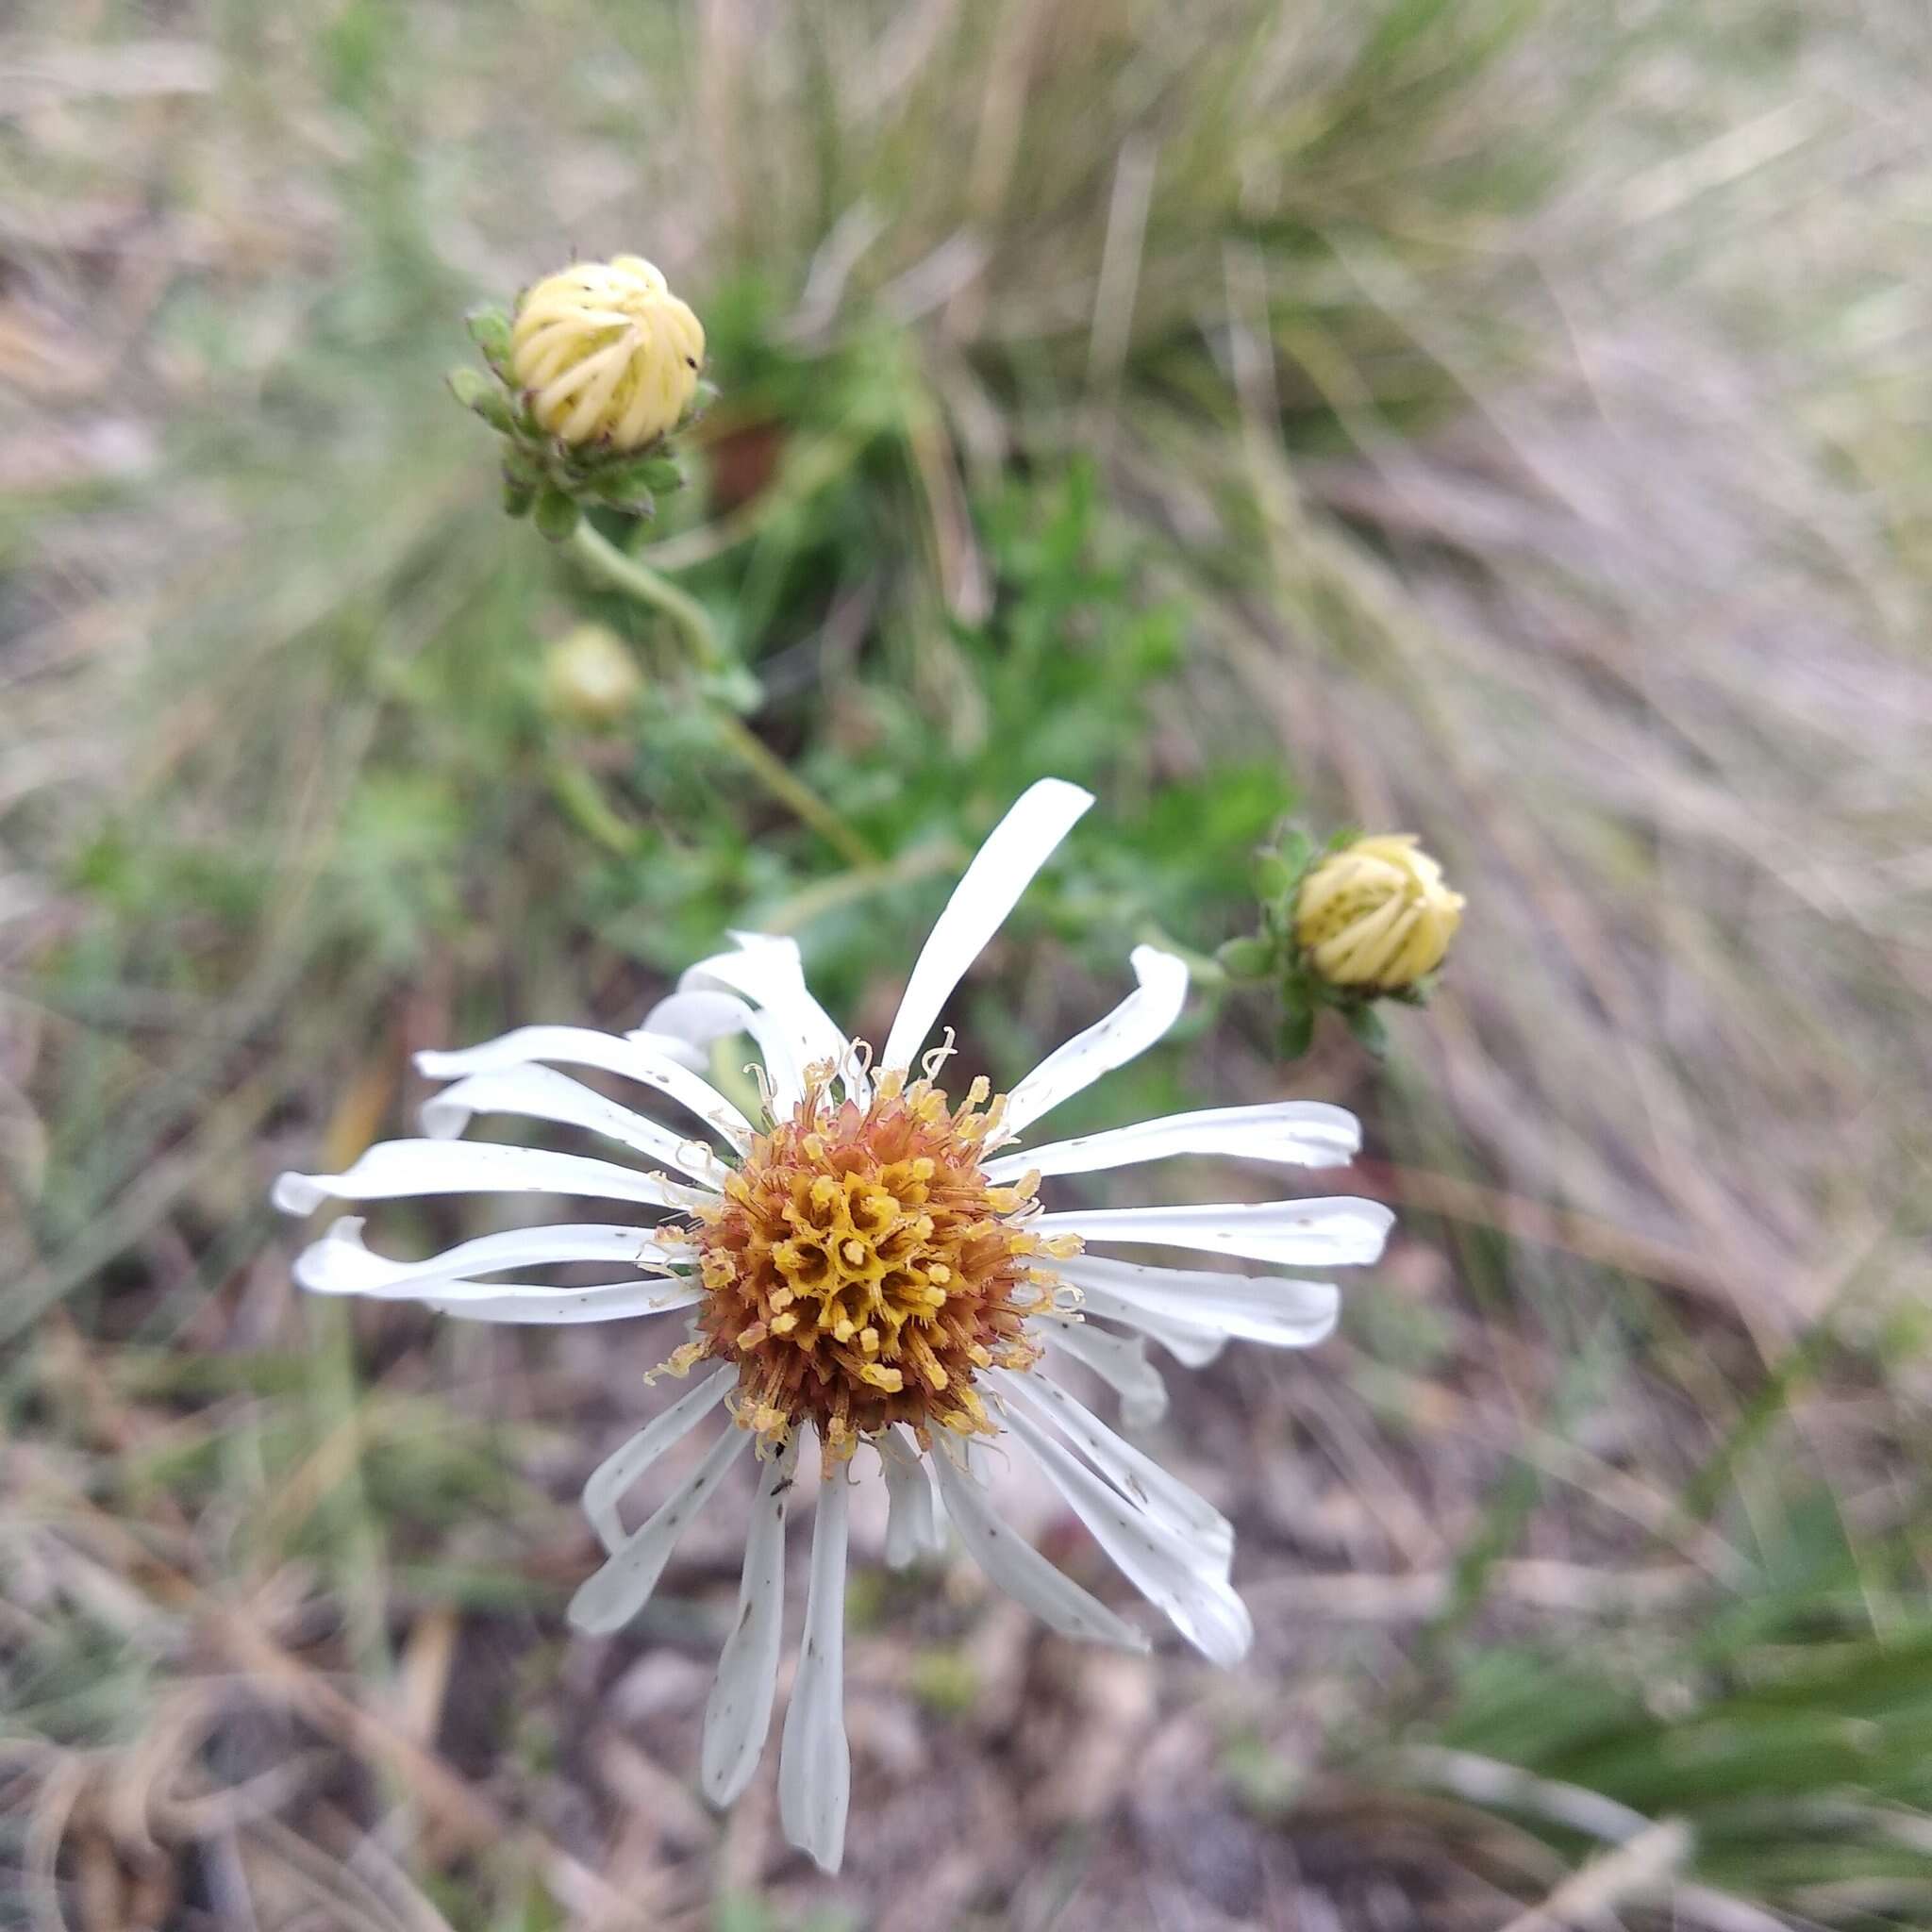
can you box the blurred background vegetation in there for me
[4,2,1930,1926]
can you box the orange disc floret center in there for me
[689,1064,1066,1461]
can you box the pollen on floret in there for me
[670,1057,1067,1466]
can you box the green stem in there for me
[567,521,724,673]
[1137,923,1230,990]
[711,713,879,869]
[561,520,878,869]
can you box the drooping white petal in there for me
[581,1366,735,1552]
[638,990,753,1073]
[414,1025,754,1152]
[421,1064,728,1188]
[1038,1195,1393,1269]
[1000,946,1190,1139]
[1068,1287,1228,1368]
[928,1439,1149,1652]
[272,1140,708,1219]
[778,1461,851,1874]
[984,1100,1360,1183]
[737,1007,807,1118]
[702,1432,799,1807]
[1058,1254,1341,1352]
[878,1426,941,1569]
[569,1423,749,1633]
[421,1281,703,1324]
[879,778,1093,1074]
[1001,1397,1253,1666]
[991,1368,1234,1567]
[681,933,869,1106]
[1039,1319,1169,1428]
[290,1217,677,1299]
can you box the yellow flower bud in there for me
[510,257,704,453]
[542,623,644,729]
[1293,834,1463,992]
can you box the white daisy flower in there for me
[273,778,1391,1874]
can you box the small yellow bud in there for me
[1294,834,1464,992]
[510,256,704,452]
[542,623,644,729]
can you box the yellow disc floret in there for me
[1294,834,1464,992]
[684,1061,1064,1465]
[510,256,704,452]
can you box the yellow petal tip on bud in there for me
[1294,833,1464,993]
[510,256,705,454]
[541,623,644,729]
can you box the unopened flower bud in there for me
[1294,835,1463,992]
[511,257,704,453]
[543,623,644,729]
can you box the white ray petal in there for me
[928,1440,1149,1652]
[1001,946,1189,1138]
[290,1217,676,1299]
[639,990,753,1072]
[568,1423,749,1633]
[414,1025,754,1152]
[422,1282,703,1324]
[681,933,870,1106]
[421,1064,728,1187]
[581,1366,735,1552]
[740,1007,806,1118]
[702,1433,799,1807]
[1001,1398,1253,1666]
[1068,1288,1228,1367]
[984,1100,1361,1183]
[1058,1254,1341,1351]
[1039,1320,1169,1428]
[1038,1196,1392,1268]
[991,1368,1233,1566]
[778,1461,852,1874]
[880,779,1093,1074]
[273,1140,707,1219]
[878,1426,941,1569]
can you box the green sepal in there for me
[502,474,536,519]
[1278,826,1314,874]
[1276,1001,1317,1061]
[447,367,518,434]
[1343,1002,1390,1058]
[1254,852,1297,905]
[594,480,657,518]
[1217,935,1276,982]
[533,490,581,541]
[466,307,515,375]
[672,380,720,436]
[447,366,491,408]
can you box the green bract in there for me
[446,305,715,539]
